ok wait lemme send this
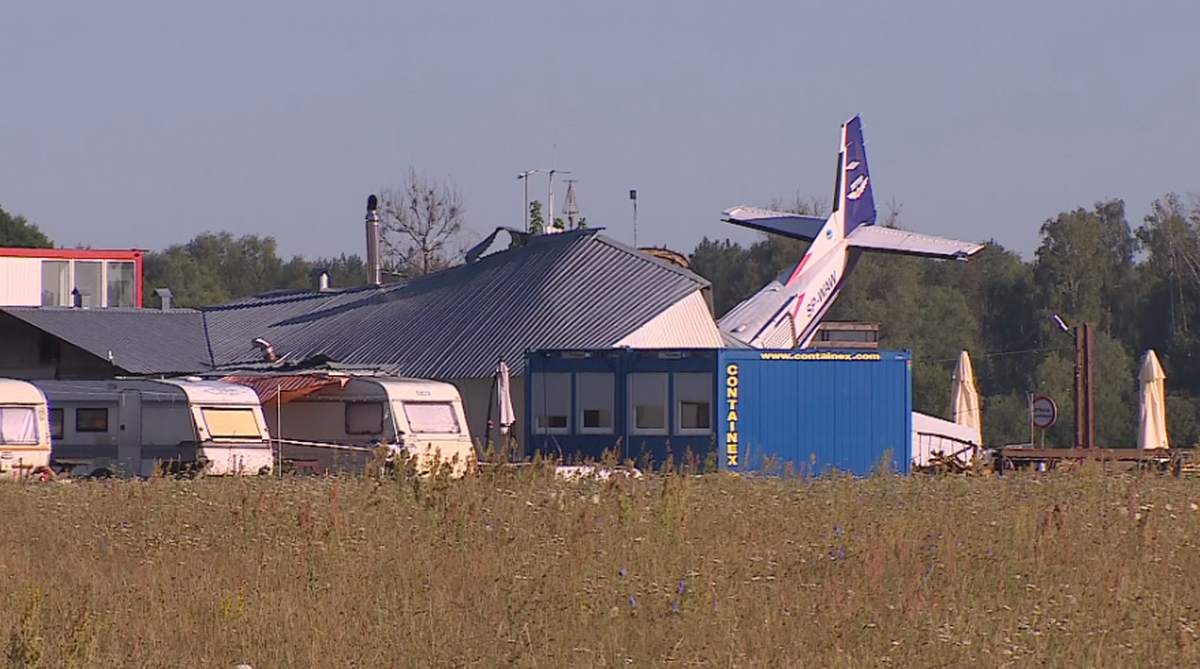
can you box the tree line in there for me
[5,181,1200,449]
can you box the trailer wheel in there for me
[88,468,112,479]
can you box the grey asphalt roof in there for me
[201,229,713,377]
[1,307,214,375]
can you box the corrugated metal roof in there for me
[1,307,213,375]
[614,290,724,348]
[202,230,713,377]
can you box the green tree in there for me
[528,201,545,234]
[0,204,53,248]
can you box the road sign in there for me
[1031,395,1057,429]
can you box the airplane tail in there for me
[837,115,876,236]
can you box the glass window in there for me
[41,260,70,306]
[107,261,136,308]
[0,407,39,445]
[629,373,668,434]
[74,261,102,307]
[49,408,64,440]
[675,372,713,434]
[402,401,461,434]
[200,407,262,439]
[576,373,614,433]
[345,402,384,435]
[530,372,570,433]
[76,408,109,433]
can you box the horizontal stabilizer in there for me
[845,226,984,260]
[722,206,829,242]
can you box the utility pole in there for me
[1073,322,1095,449]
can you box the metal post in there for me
[1083,322,1095,449]
[1080,326,1089,450]
[630,189,638,247]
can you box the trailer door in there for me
[118,390,143,477]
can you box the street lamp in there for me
[518,169,548,233]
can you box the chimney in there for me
[310,267,330,292]
[366,194,382,286]
[154,288,173,311]
[71,287,92,309]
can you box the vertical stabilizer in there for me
[840,116,876,235]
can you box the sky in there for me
[3,1,1199,264]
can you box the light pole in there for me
[518,169,548,232]
[630,189,638,247]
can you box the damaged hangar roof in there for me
[202,229,713,377]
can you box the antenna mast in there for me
[562,179,580,229]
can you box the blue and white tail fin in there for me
[838,115,876,236]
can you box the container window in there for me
[402,401,461,434]
[41,260,70,306]
[629,373,668,434]
[674,372,713,434]
[49,408,64,440]
[201,407,262,439]
[0,407,38,445]
[74,261,103,306]
[531,372,571,434]
[576,373,614,433]
[76,407,109,433]
[106,261,137,308]
[345,402,385,435]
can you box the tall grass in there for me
[2,461,1199,667]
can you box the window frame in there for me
[199,407,263,440]
[530,372,571,435]
[49,407,64,440]
[75,407,109,433]
[575,372,615,435]
[674,372,714,436]
[0,406,40,445]
[628,372,669,436]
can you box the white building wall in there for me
[615,290,724,348]
[0,257,42,306]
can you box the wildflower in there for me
[629,594,637,607]
[619,566,627,578]
[677,580,686,595]
[834,524,842,537]
[671,600,681,614]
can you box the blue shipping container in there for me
[524,347,912,476]
[718,349,912,476]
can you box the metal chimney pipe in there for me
[366,194,381,286]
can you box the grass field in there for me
[2,459,1199,668]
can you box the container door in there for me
[118,391,143,477]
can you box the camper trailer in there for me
[219,372,476,477]
[0,378,53,480]
[33,378,275,478]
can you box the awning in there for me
[218,374,350,406]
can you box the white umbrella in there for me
[950,350,982,447]
[497,360,515,435]
[1138,349,1169,450]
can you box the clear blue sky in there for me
[3,1,1198,263]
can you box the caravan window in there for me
[402,401,461,434]
[346,402,385,435]
[49,408,63,440]
[200,407,262,439]
[0,407,38,445]
[76,408,109,433]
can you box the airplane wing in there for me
[722,206,829,242]
[845,226,984,260]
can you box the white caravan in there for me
[33,378,275,478]
[220,373,476,477]
[0,378,53,480]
